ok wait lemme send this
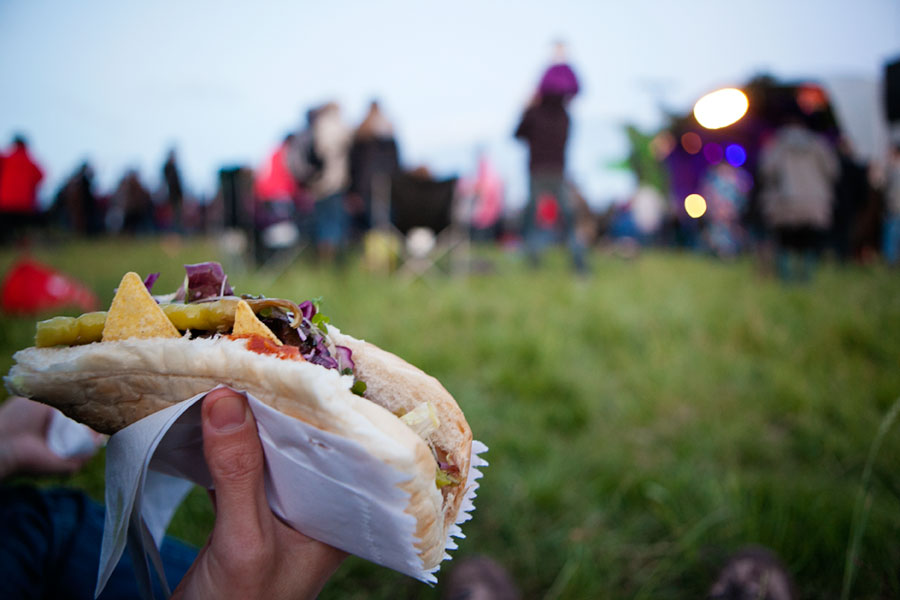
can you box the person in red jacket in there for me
[0,135,45,243]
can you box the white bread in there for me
[4,333,471,570]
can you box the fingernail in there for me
[209,394,247,431]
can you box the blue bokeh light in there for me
[725,143,747,167]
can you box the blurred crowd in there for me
[607,106,900,281]
[0,139,207,242]
[2,50,899,280]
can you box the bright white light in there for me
[684,194,707,218]
[693,88,749,129]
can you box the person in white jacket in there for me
[759,115,839,282]
[308,102,353,263]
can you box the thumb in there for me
[201,389,268,539]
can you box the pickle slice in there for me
[34,299,245,347]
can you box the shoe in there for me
[707,546,795,600]
[442,556,521,600]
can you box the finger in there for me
[17,443,86,475]
[200,389,268,543]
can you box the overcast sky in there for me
[1,0,898,208]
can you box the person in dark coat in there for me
[55,162,103,236]
[348,101,400,237]
[163,149,184,232]
[113,170,154,234]
[514,92,586,272]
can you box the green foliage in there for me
[2,240,899,599]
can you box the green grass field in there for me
[2,237,899,599]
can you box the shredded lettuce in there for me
[399,402,440,439]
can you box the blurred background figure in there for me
[307,102,352,263]
[54,162,103,237]
[348,100,400,240]
[883,143,900,266]
[162,148,184,233]
[109,169,154,235]
[457,149,505,242]
[252,133,301,264]
[759,112,839,282]
[630,184,665,245]
[515,42,586,273]
[830,136,867,263]
[0,135,44,244]
[700,162,752,258]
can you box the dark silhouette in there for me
[162,148,185,232]
[112,170,154,234]
[348,100,400,237]
[830,138,868,262]
[55,162,104,236]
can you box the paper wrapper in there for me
[47,408,102,458]
[95,386,487,597]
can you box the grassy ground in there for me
[2,237,899,599]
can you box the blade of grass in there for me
[841,396,900,600]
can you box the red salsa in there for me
[228,334,306,362]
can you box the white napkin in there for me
[95,386,487,597]
[46,408,101,458]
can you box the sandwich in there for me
[4,262,473,572]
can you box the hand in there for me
[0,396,96,479]
[172,388,346,600]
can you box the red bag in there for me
[1,258,98,315]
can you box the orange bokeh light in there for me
[681,132,702,155]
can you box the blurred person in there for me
[830,137,867,262]
[0,135,45,244]
[759,113,839,282]
[514,88,587,273]
[162,148,185,232]
[252,133,301,264]
[700,163,752,258]
[110,169,154,235]
[306,102,353,263]
[0,390,345,599]
[883,143,900,265]
[348,100,400,239]
[457,150,504,241]
[55,162,104,236]
[630,184,665,245]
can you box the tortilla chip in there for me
[232,299,282,345]
[102,272,181,341]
